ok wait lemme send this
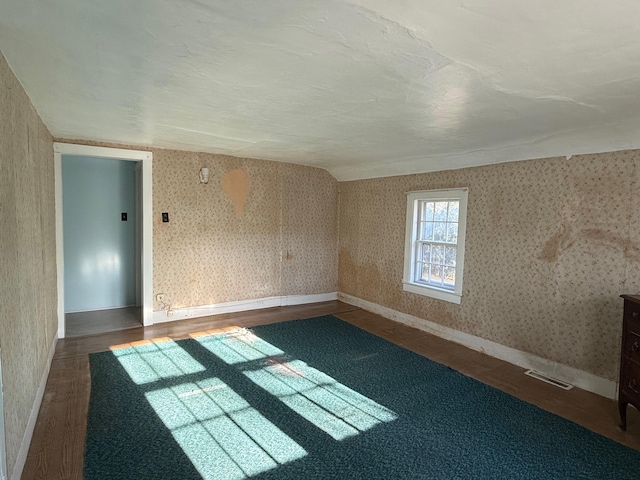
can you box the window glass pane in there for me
[431,245,444,264]
[417,262,428,283]
[444,246,457,266]
[433,222,447,242]
[434,202,447,221]
[446,223,458,243]
[447,202,459,222]
[422,201,435,222]
[430,264,443,285]
[421,243,431,263]
[420,222,433,241]
[443,267,456,287]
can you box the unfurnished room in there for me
[2,1,640,479]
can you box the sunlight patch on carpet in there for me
[194,328,285,364]
[144,377,307,479]
[110,337,206,384]
[112,337,307,479]
[196,329,398,441]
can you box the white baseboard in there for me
[338,293,617,400]
[11,334,57,480]
[65,304,137,314]
[152,292,338,324]
[281,292,337,306]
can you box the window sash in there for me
[417,200,459,244]
[415,264,456,290]
[403,189,468,304]
[414,241,457,291]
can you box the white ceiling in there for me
[2,1,640,180]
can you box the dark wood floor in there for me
[65,306,142,337]
[22,301,640,479]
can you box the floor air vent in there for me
[524,369,574,390]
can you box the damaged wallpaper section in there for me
[338,151,640,381]
[151,149,338,310]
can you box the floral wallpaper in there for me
[151,149,338,310]
[59,131,640,383]
[54,138,339,312]
[0,52,57,477]
[338,152,640,381]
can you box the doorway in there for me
[54,143,153,338]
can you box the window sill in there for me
[402,282,461,304]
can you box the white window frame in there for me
[403,188,468,304]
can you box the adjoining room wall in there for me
[0,52,57,478]
[62,156,137,312]
[338,153,640,382]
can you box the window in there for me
[403,188,468,304]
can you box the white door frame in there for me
[54,143,154,338]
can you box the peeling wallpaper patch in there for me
[540,226,640,264]
[222,168,250,217]
[338,151,640,381]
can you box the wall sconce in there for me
[199,167,210,184]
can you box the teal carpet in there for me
[85,315,640,479]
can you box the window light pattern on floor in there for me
[110,337,206,384]
[111,337,307,479]
[145,378,307,479]
[196,329,398,441]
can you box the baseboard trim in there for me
[338,293,617,400]
[65,304,137,314]
[152,292,338,324]
[280,292,338,306]
[11,334,58,480]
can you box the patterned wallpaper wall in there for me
[338,153,640,381]
[0,53,57,477]
[151,149,338,311]
[54,140,339,312]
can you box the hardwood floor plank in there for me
[335,309,640,451]
[54,301,359,359]
[65,307,142,338]
[23,356,90,480]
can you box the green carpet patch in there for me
[85,315,640,479]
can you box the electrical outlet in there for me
[156,293,165,302]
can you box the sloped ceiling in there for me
[2,1,640,180]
